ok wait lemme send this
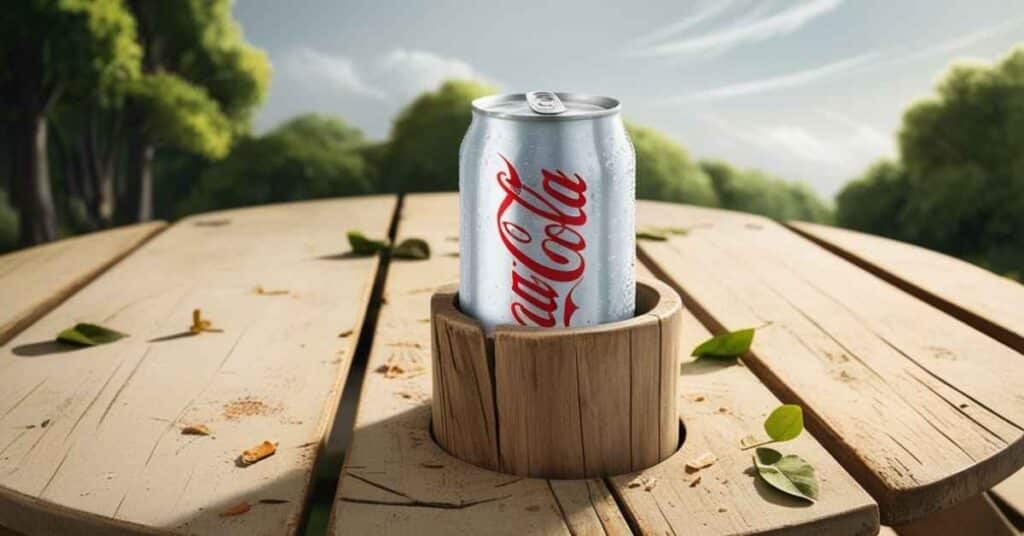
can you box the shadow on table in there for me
[10,340,84,357]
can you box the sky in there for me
[234,0,1023,198]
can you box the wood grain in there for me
[329,193,630,535]
[0,197,395,535]
[790,221,1024,521]
[788,222,1024,354]
[0,222,166,346]
[637,200,1024,525]
[605,263,879,536]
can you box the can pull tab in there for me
[526,91,567,115]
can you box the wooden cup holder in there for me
[430,278,682,479]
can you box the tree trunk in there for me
[124,127,154,222]
[13,113,57,246]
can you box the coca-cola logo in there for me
[495,154,588,327]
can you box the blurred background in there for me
[1,0,1021,280]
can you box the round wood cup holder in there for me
[430,278,683,479]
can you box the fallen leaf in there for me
[182,424,212,436]
[240,441,277,465]
[57,323,128,346]
[219,502,251,517]
[347,231,389,256]
[691,328,755,359]
[636,229,668,241]
[685,452,717,473]
[764,404,804,443]
[253,286,289,296]
[753,447,819,502]
[392,238,431,260]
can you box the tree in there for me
[701,160,831,222]
[384,80,495,192]
[0,0,140,245]
[835,160,909,237]
[0,189,19,253]
[176,115,375,215]
[120,0,269,222]
[896,47,1024,274]
[627,123,718,206]
[836,46,1024,277]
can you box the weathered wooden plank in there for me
[637,200,1024,524]
[790,221,1024,521]
[606,263,878,536]
[0,222,166,346]
[788,221,1024,353]
[0,197,395,535]
[891,493,1016,536]
[329,193,630,535]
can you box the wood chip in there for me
[338,329,354,338]
[189,309,223,334]
[181,424,212,436]
[40,419,50,428]
[627,476,657,491]
[240,441,277,465]
[688,394,706,402]
[219,501,251,517]
[689,474,702,487]
[739,435,762,449]
[685,451,717,473]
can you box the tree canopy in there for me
[701,160,832,222]
[627,123,719,207]
[176,114,374,215]
[837,46,1024,277]
[383,79,496,193]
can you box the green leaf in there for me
[764,404,804,442]
[392,238,431,260]
[691,328,755,359]
[57,323,128,347]
[636,229,668,241]
[754,447,819,502]
[347,231,389,256]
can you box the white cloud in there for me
[285,47,385,99]
[374,49,483,100]
[881,15,1024,67]
[283,47,485,102]
[630,0,844,58]
[668,51,877,102]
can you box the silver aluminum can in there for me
[459,91,636,332]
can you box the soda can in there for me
[459,91,636,332]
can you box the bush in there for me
[627,123,718,207]
[701,160,831,222]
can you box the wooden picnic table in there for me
[0,193,1021,535]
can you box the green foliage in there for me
[384,80,496,192]
[764,404,804,442]
[0,190,19,254]
[702,160,832,222]
[347,230,389,256]
[753,447,819,502]
[57,323,128,346]
[177,114,374,215]
[129,72,232,158]
[627,123,718,206]
[837,46,1024,277]
[691,328,755,359]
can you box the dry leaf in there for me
[685,451,717,473]
[220,502,251,517]
[182,424,212,436]
[190,309,223,334]
[240,441,277,465]
[253,286,289,296]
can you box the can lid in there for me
[472,92,620,121]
